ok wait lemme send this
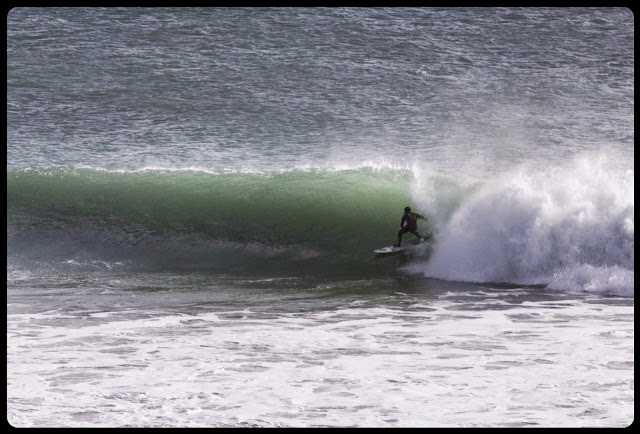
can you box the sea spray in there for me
[406,152,634,296]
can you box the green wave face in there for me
[8,167,426,272]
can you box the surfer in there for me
[394,207,426,247]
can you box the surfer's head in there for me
[404,207,411,213]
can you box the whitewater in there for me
[7,7,633,427]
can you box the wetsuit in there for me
[396,212,424,246]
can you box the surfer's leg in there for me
[395,226,411,247]
[396,227,409,247]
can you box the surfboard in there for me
[374,237,428,255]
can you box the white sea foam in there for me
[7,297,634,427]
[408,152,634,296]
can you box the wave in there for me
[7,153,634,297]
[7,166,419,274]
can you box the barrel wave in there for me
[7,166,417,274]
[7,152,634,296]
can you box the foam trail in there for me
[407,152,634,296]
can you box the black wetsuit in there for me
[397,212,424,246]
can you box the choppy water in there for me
[7,7,634,427]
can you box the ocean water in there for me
[6,7,634,427]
